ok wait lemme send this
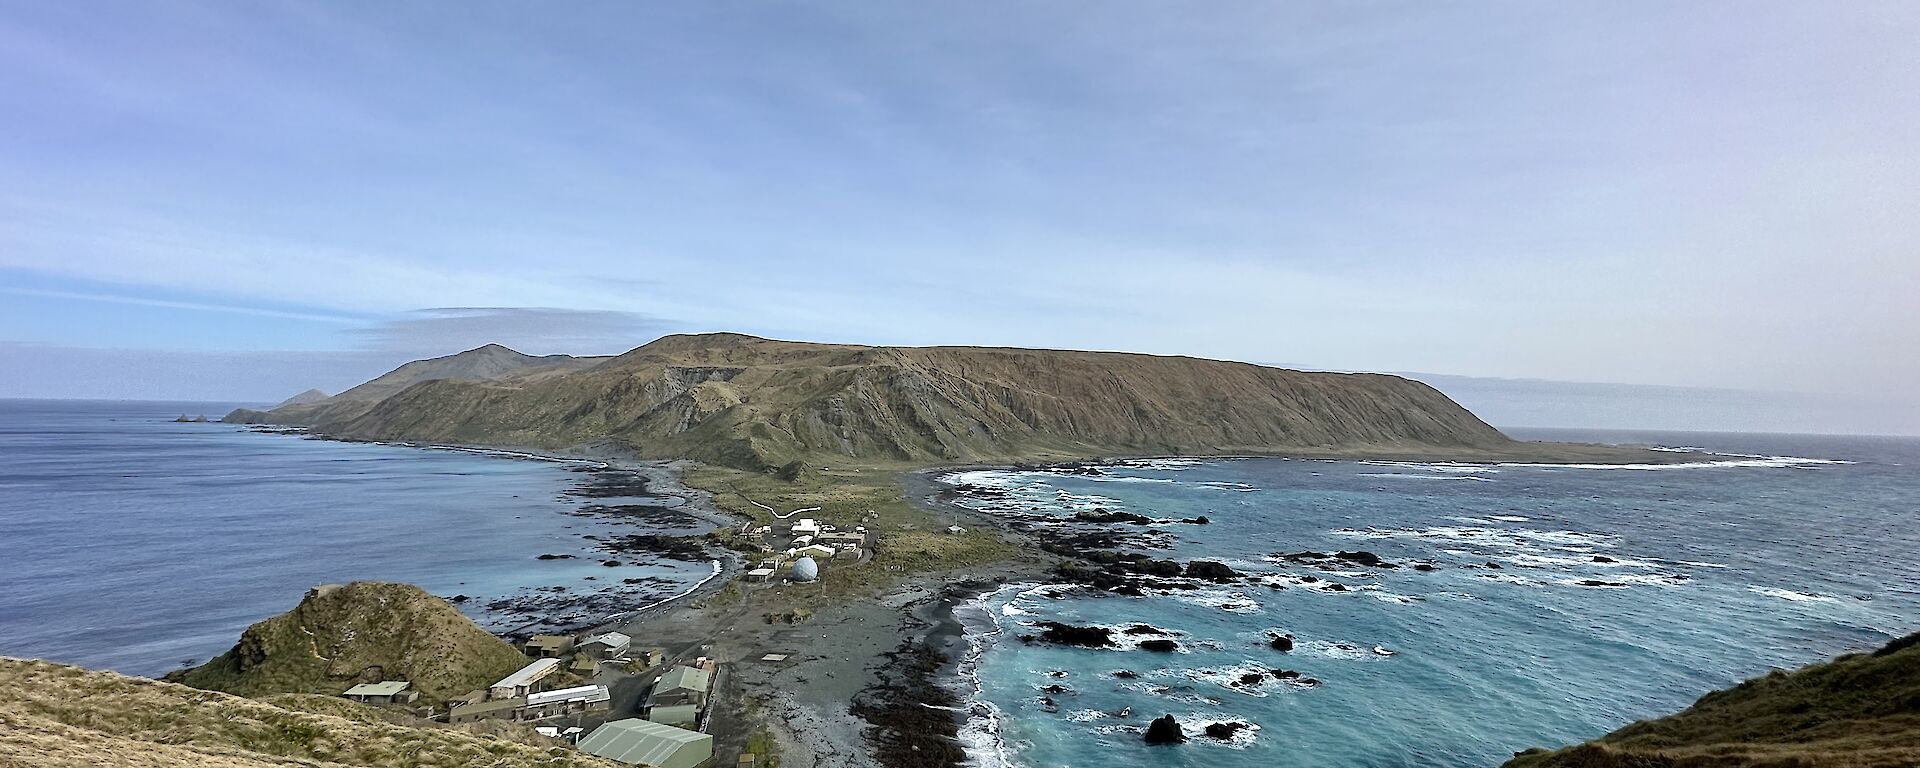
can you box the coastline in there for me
[227,427,1764,768]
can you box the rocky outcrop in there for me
[1144,714,1186,744]
[1184,560,1241,582]
[1033,622,1115,648]
[166,582,529,703]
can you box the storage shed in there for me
[576,719,713,768]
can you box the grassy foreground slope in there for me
[167,582,529,704]
[1505,633,1920,768]
[231,333,1585,472]
[0,657,613,768]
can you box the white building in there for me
[524,684,612,719]
[790,518,820,536]
[490,657,562,700]
[580,631,632,659]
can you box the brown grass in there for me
[0,657,616,768]
[1506,633,1920,768]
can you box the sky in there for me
[1,2,1916,432]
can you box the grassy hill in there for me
[229,333,1654,471]
[166,582,530,704]
[0,657,614,768]
[227,344,598,429]
[1505,632,1920,768]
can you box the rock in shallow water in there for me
[1184,560,1240,582]
[1144,714,1186,744]
[1204,721,1249,740]
[1037,621,1116,648]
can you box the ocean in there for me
[0,399,718,678]
[942,430,1920,768]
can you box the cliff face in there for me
[236,333,1521,469]
[1506,632,1920,768]
[166,582,529,703]
[0,657,615,768]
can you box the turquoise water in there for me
[0,399,716,677]
[946,431,1920,768]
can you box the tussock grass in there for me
[0,657,616,768]
[1506,632,1920,768]
[167,582,530,705]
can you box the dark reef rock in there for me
[599,534,710,563]
[1143,714,1186,744]
[1112,669,1139,679]
[1269,633,1295,652]
[1234,672,1266,686]
[536,553,575,560]
[1334,550,1396,568]
[1138,639,1180,653]
[1579,579,1626,587]
[566,469,658,499]
[1036,621,1115,648]
[1204,721,1248,740]
[1270,669,1300,679]
[850,640,966,768]
[1075,509,1154,525]
[1414,563,1438,572]
[1039,684,1071,694]
[1129,559,1185,577]
[1123,624,1173,636]
[601,560,623,567]
[1592,555,1616,563]
[1184,560,1240,582]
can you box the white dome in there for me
[791,556,819,582]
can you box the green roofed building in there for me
[647,703,700,728]
[648,665,712,708]
[577,718,713,768]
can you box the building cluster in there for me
[573,657,718,767]
[742,517,869,583]
[440,630,662,726]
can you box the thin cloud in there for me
[347,307,674,356]
[0,286,363,324]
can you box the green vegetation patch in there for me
[1506,631,1920,768]
[686,463,1014,598]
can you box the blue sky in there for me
[2,2,1917,424]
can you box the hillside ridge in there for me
[227,333,1642,470]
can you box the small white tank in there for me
[791,556,819,582]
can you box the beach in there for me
[587,459,1051,768]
